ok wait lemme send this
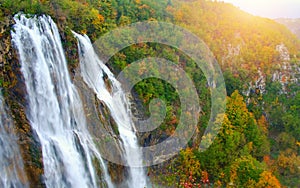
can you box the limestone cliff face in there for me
[273,44,300,92]
[0,16,45,187]
[74,73,127,185]
[1,14,128,186]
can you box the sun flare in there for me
[222,0,300,18]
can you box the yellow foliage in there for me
[256,171,281,188]
[257,115,268,134]
[277,150,300,174]
[179,148,201,178]
[81,29,87,34]
[174,10,183,21]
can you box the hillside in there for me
[0,0,299,187]
[276,18,300,39]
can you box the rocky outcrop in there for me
[74,72,126,185]
[273,44,300,93]
[0,16,45,187]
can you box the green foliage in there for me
[227,156,264,186]
[276,149,300,186]
[154,91,273,187]
[55,0,106,38]
[0,0,50,15]
[151,148,202,187]
[223,70,244,95]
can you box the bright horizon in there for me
[221,0,300,19]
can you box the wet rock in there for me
[74,72,126,185]
[1,16,45,188]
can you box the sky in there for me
[221,0,300,19]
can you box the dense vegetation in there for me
[1,0,299,187]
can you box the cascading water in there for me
[11,14,113,188]
[73,33,147,187]
[0,92,28,188]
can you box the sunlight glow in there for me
[221,0,300,18]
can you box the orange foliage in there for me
[201,171,209,184]
[257,115,268,134]
[276,150,300,174]
[257,171,281,188]
[97,13,104,22]
[263,155,277,172]
[174,10,183,21]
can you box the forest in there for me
[0,0,299,187]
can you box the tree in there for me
[256,171,281,188]
[227,156,264,186]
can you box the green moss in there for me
[92,157,103,179]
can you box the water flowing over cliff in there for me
[0,92,28,188]
[73,33,147,187]
[11,15,113,188]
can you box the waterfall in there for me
[11,14,113,188]
[0,92,28,188]
[73,33,147,187]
